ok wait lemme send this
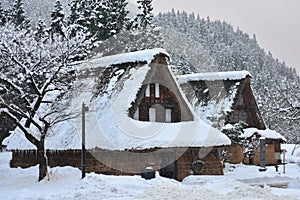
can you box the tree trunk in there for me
[37,146,48,181]
[291,144,298,156]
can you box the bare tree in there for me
[263,81,300,142]
[0,24,88,181]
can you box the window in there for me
[166,109,172,123]
[232,111,247,123]
[151,104,165,122]
[155,83,160,98]
[240,112,247,122]
[149,108,156,122]
[130,84,181,123]
[274,141,281,152]
[145,84,150,97]
[237,95,244,105]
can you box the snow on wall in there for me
[242,128,287,141]
[177,71,252,84]
[4,49,231,150]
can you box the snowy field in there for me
[1,144,300,200]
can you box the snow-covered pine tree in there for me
[222,122,247,144]
[95,0,163,55]
[68,0,94,38]
[9,0,30,29]
[97,24,163,56]
[0,2,7,26]
[104,0,129,36]
[68,0,85,36]
[68,0,128,42]
[91,1,109,41]
[124,0,162,52]
[89,0,128,41]
[136,0,153,29]
[68,0,80,23]
[49,0,66,38]
[34,19,48,42]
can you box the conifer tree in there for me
[49,0,66,38]
[136,0,154,29]
[97,0,163,55]
[68,0,82,31]
[34,19,48,42]
[68,0,129,42]
[90,1,106,40]
[10,0,30,29]
[0,2,6,26]
[68,0,81,25]
[68,0,98,39]
[106,0,129,34]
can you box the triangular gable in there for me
[129,53,194,123]
[178,71,265,129]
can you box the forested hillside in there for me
[154,10,300,142]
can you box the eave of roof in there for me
[72,48,170,71]
[242,128,287,142]
[177,71,252,84]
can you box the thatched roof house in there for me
[178,71,265,129]
[5,48,231,181]
[178,71,286,166]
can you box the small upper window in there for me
[237,95,244,105]
[239,112,247,122]
[145,84,150,97]
[232,111,247,123]
[155,83,160,98]
[129,83,181,123]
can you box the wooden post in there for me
[283,149,286,174]
[82,103,89,179]
[259,137,267,172]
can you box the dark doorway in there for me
[160,152,177,179]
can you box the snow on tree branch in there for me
[0,19,91,180]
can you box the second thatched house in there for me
[177,71,286,166]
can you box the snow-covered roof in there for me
[4,49,231,150]
[177,71,252,84]
[242,128,287,141]
[178,75,242,127]
[74,48,170,70]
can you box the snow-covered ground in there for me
[1,144,300,200]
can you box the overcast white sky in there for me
[152,0,300,75]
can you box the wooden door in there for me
[160,152,177,179]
